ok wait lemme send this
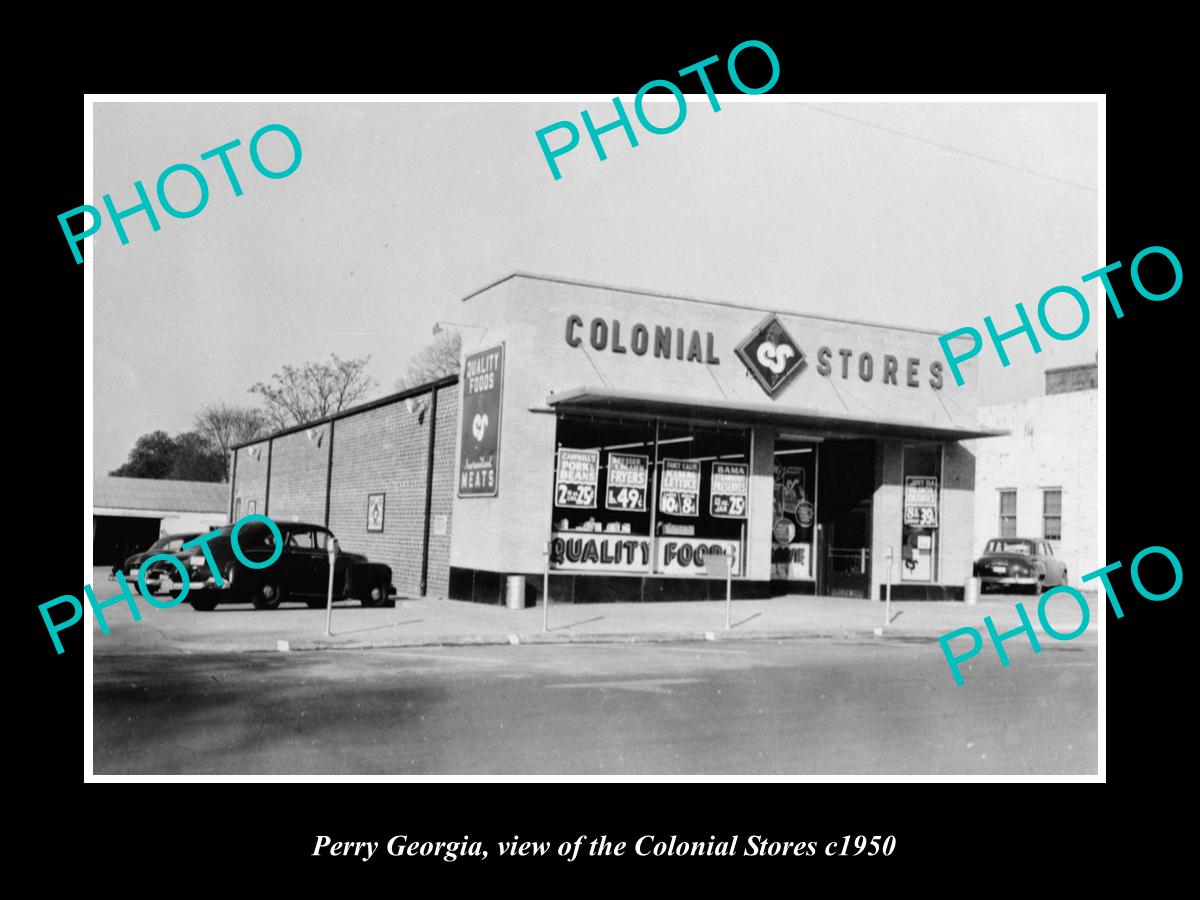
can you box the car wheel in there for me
[252,582,285,610]
[1034,576,1046,595]
[361,580,386,608]
[190,593,218,612]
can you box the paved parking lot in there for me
[93,637,1097,775]
[87,566,1097,775]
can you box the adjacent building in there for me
[969,363,1099,586]
[93,476,229,566]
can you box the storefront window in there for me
[550,415,653,574]
[901,443,942,583]
[549,414,749,577]
[654,421,750,576]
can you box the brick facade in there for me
[229,379,459,598]
[230,440,270,520]
[1045,363,1098,395]
[268,428,331,525]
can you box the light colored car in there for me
[973,538,1069,594]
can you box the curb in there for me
[212,626,964,654]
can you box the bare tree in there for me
[395,331,462,391]
[195,403,269,480]
[250,354,378,430]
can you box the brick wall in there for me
[1046,363,1098,395]
[426,384,458,597]
[267,428,331,525]
[227,380,459,598]
[327,399,431,596]
[231,441,270,519]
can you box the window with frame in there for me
[1043,488,1062,541]
[999,489,1017,538]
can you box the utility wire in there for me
[801,104,1097,194]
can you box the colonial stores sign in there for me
[562,313,946,395]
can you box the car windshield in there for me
[987,540,1035,555]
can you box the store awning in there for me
[545,386,1007,441]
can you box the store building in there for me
[970,363,1098,586]
[229,273,1002,604]
[93,476,228,566]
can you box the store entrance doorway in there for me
[770,438,819,594]
[815,439,875,598]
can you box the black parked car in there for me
[111,532,202,595]
[179,520,396,611]
[973,538,1069,594]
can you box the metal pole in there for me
[724,558,732,630]
[324,538,338,637]
[543,541,550,633]
[885,546,893,627]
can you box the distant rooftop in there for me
[1045,362,1097,395]
[95,476,227,513]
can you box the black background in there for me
[23,25,1186,886]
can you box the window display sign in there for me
[904,476,939,527]
[550,531,651,572]
[659,459,701,517]
[458,343,504,497]
[710,461,749,518]
[658,538,742,576]
[555,448,600,508]
[605,453,649,512]
[772,458,815,581]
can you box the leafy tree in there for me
[169,432,227,482]
[249,354,377,430]
[395,331,461,391]
[195,403,268,479]
[110,431,226,482]
[110,431,178,479]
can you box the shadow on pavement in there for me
[550,616,606,632]
[333,619,425,636]
[730,612,763,629]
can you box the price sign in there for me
[710,461,749,518]
[903,476,939,528]
[556,449,599,509]
[605,453,649,512]
[660,459,701,518]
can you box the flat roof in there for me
[231,374,458,451]
[460,271,953,338]
[95,476,228,514]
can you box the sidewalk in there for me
[92,586,1100,655]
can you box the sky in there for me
[92,99,1098,477]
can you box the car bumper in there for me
[979,575,1039,588]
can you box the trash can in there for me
[964,576,980,606]
[505,575,526,610]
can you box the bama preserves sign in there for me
[458,344,505,497]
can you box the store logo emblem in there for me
[472,413,489,442]
[735,315,806,396]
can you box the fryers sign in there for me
[606,453,649,511]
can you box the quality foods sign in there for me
[458,344,504,497]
